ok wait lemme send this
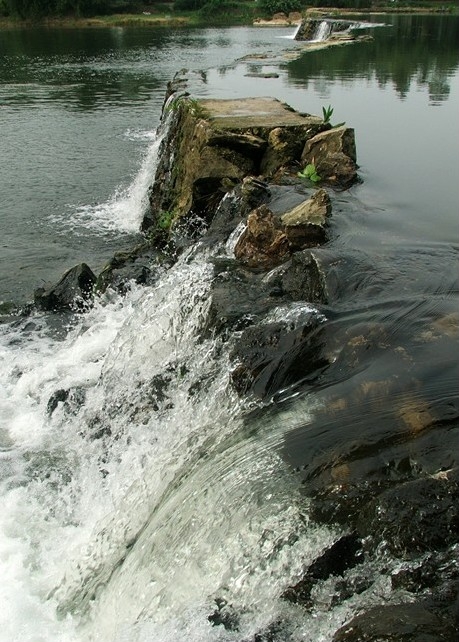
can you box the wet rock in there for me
[96,245,163,294]
[272,250,327,302]
[234,205,290,269]
[356,472,459,557]
[208,598,239,631]
[260,124,327,177]
[206,177,271,244]
[234,193,331,269]
[295,19,352,42]
[230,315,328,398]
[281,188,331,249]
[332,601,458,642]
[301,126,358,187]
[391,548,459,595]
[34,263,96,312]
[47,387,87,416]
[282,533,364,607]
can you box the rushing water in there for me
[0,14,458,642]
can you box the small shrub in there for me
[157,210,174,231]
[298,163,321,183]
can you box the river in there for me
[0,14,458,642]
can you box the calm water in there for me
[0,14,458,642]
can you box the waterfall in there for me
[295,18,386,43]
[313,20,333,43]
[0,230,396,641]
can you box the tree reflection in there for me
[287,14,459,104]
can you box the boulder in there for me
[234,190,332,269]
[95,245,163,294]
[230,315,328,398]
[301,126,358,187]
[281,188,331,249]
[34,263,96,312]
[234,205,290,269]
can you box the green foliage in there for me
[157,210,174,231]
[1,0,138,18]
[322,104,345,128]
[258,0,301,18]
[298,163,321,183]
[322,104,333,124]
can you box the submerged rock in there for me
[333,601,458,642]
[282,533,364,608]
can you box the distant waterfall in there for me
[294,18,385,43]
[313,20,333,42]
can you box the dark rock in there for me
[206,177,271,244]
[272,250,327,303]
[391,548,459,595]
[47,386,86,416]
[282,533,364,607]
[332,601,458,642]
[301,126,358,187]
[208,598,239,631]
[96,245,162,294]
[34,263,96,312]
[230,315,328,398]
[356,473,459,557]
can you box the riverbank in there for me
[0,3,456,29]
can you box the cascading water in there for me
[0,163,396,642]
[313,21,334,43]
[1,101,454,641]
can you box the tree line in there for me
[0,0,141,18]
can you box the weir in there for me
[0,71,457,642]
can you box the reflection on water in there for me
[287,14,459,103]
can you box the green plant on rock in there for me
[157,210,174,231]
[322,104,345,128]
[298,163,321,183]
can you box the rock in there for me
[143,92,327,232]
[34,263,96,312]
[47,387,86,416]
[332,601,458,642]
[206,177,271,244]
[234,192,332,269]
[208,598,239,631]
[260,124,327,177]
[295,19,352,42]
[282,534,364,607]
[281,188,331,249]
[356,472,459,557]
[234,205,290,269]
[265,250,327,303]
[301,126,358,187]
[95,245,163,294]
[230,314,327,398]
